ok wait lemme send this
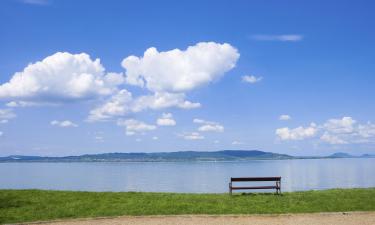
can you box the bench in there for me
[229,177,281,194]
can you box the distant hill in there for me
[1,150,374,162]
[329,152,355,158]
[328,152,375,158]
[0,150,293,162]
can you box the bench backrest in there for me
[231,177,281,182]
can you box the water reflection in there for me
[0,158,374,193]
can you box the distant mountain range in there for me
[0,150,374,162]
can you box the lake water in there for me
[0,158,374,193]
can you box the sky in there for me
[0,0,375,156]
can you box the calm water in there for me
[0,158,374,193]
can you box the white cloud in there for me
[181,132,204,140]
[117,119,156,136]
[242,75,262,84]
[94,136,104,143]
[122,42,239,92]
[0,131,3,137]
[0,120,8,124]
[251,34,303,42]
[87,89,133,122]
[22,0,50,5]
[279,114,291,121]
[323,117,356,134]
[276,116,375,145]
[156,113,176,126]
[320,117,375,145]
[133,92,200,111]
[0,52,123,102]
[232,141,244,145]
[6,101,57,107]
[88,90,200,122]
[152,136,159,140]
[357,123,375,138]
[193,118,224,132]
[0,109,16,121]
[198,124,224,132]
[276,123,317,140]
[320,132,347,145]
[50,120,78,128]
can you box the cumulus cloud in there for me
[242,75,262,84]
[279,114,291,121]
[193,118,224,132]
[276,123,317,140]
[156,113,176,126]
[87,90,200,122]
[122,42,239,92]
[0,52,123,102]
[323,117,355,134]
[276,116,375,145]
[117,119,156,136]
[320,117,375,145]
[152,136,159,140]
[50,120,78,128]
[181,132,204,140]
[251,34,303,42]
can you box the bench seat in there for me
[229,177,281,194]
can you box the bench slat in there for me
[231,186,278,190]
[231,177,281,182]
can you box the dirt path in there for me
[25,212,375,225]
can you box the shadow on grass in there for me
[230,192,284,197]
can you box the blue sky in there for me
[0,0,375,156]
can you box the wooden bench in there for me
[229,177,281,194]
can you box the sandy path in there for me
[23,212,375,225]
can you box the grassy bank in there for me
[1,188,375,224]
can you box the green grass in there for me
[1,188,375,224]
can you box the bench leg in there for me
[229,182,232,195]
[276,181,281,194]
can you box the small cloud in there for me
[180,132,204,140]
[156,113,176,126]
[0,120,9,124]
[152,136,159,140]
[279,115,292,121]
[6,101,57,107]
[0,131,3,137]
[214,140,220,144]
[242,75,263,84]
[232,141,244,145]
[117,119,156,136]
[193,118,224,132]
[275,123,317,141]
[135,138,142,142]
[50,120,78,128]
[0,109,16,121]
[21,0,50,5]
[94,136,104,143]
[251,34,303,42]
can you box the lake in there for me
[0,158,374,193]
